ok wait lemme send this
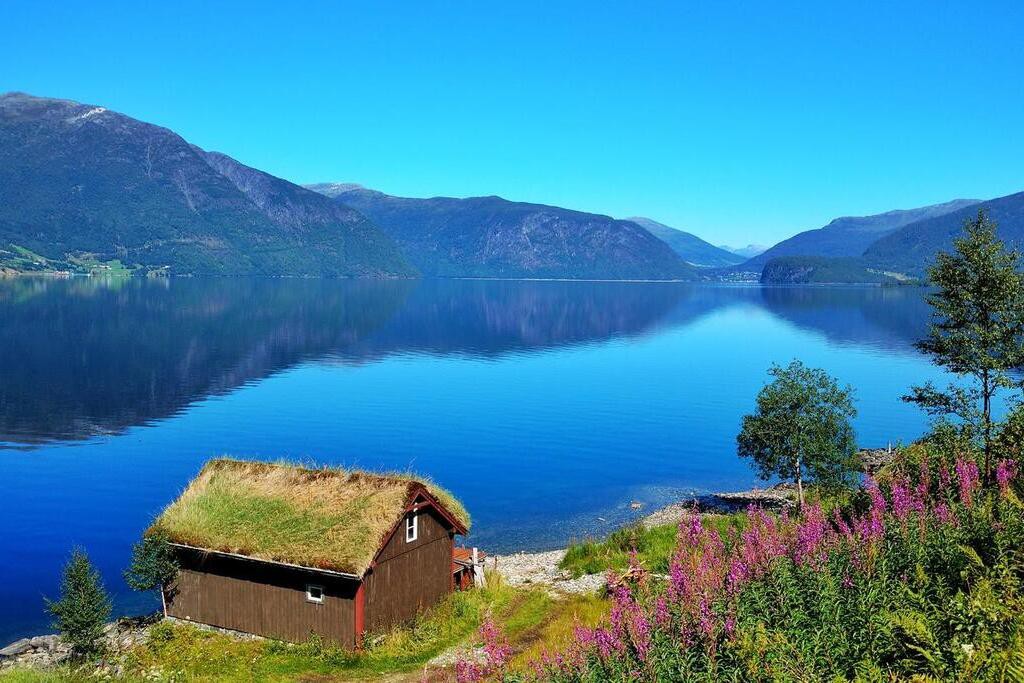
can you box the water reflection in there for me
[0,278,930,447]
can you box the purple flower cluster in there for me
[997,459,1018,497]
[474,452,1019,681]
[455,617,514,683]
[956,459,981,507]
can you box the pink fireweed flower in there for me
[679,510,704,549]
[454,617,512,682]
[724,613,737,639]
[938,463,952,492]
[997,459,1017,497]
[726,558,748,592]
[933,502,954,526]
[832,508,853,540]
[654,596,671,628]
[917,456,932,498]
[629,610,652,662]
[857,477,887,544]
[890,476,912,522]
[795,502,830,568]
[955,459,981,507]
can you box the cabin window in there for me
[406,513,418,542]
[306,584,325,604]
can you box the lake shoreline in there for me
[0,450,896,670]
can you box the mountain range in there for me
[307,185,695,280]
[3,91,1022,284]
[736,199,980,273]
[750,193,1024,283]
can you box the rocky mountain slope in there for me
[310,185,697,280]
[736,199,979,273]
[0,93,413,277]
[864,190,1024,276]
[624,217,744,267]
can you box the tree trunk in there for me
[795,453,805,510]
[983,369,993,485]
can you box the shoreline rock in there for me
[0,614,158,672]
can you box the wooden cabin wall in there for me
[364,507,454,633]
[165,549,358,647]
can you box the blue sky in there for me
[3,1,1022,246]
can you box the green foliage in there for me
[124,530,178,593]
[45,549,112,660]
[906,210,1024,481]
[996,404,1024,463]
[759,256,898,284]
[560,514,747,578]
[737,360,858,506]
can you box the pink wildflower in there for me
[997,459,1017,497]
[455,618,511,682]
[795,502,830,568]
[890,476,912,522]
[955,459,981,507]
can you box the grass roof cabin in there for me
[151,458,470,647]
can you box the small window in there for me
[406,513,418,542]
[306,584,325,604]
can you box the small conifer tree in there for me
[46,548,112,659]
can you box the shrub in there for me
[124,529,178,594]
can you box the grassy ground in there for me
[559,512,749,578]
[0,244,138,277]
[0,574,610,682]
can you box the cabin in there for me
[151,458,471,648]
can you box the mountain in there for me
[864,191,1024,276]
[735,199,980,273]
[308,185,697,280]
[305,182,364,199]
[0,93,413,277]
[720,244,767,258]
[760,256,898,284]
[624,217,744,267]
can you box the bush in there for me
[462,443,1024,682]
[124,529,178,594]
[46,549,112,659]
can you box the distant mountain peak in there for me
[625,217,744,268]
[304,182,367,198]
[719,244,767,258]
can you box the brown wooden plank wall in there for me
[165,549,358,647]
[364,507,454,632]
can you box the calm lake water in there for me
[0,277,953,642]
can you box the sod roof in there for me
[152,458,470,576]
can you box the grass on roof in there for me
[151,458,470,576]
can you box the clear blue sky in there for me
[3,1,1022,246]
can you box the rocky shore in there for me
[0,614,158,673]
[487,480,811,591]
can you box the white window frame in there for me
[306,583,325,604]
[406,513,418,543]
